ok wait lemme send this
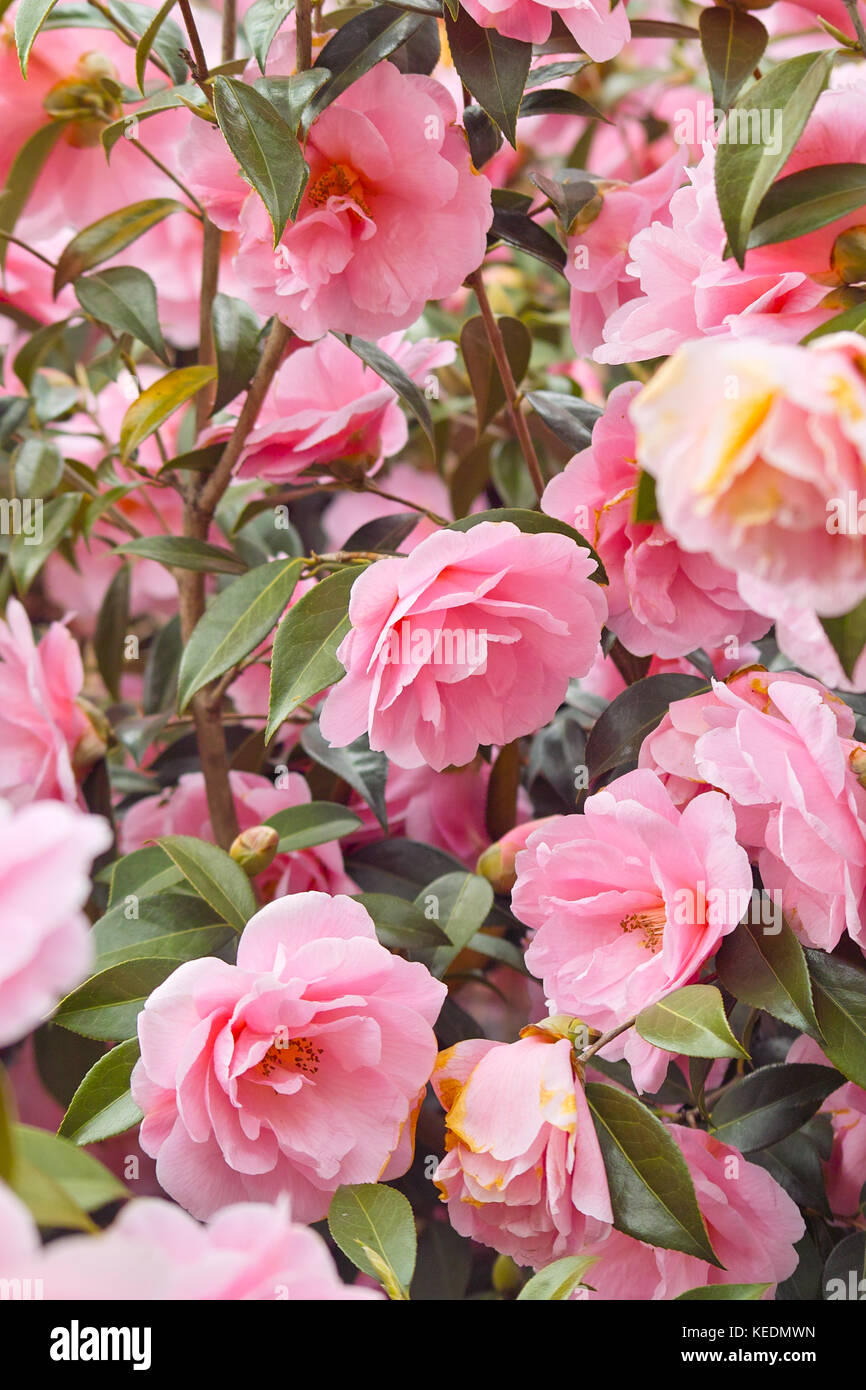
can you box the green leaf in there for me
[58,1039,144,1145]
[244,0,296,74]
[53,958,182,1040]
[526,389,600,452]
[710,1062,843,1152]
[0,1063,15,1185]
[460,314,531,435]
[519,88,607,122]
[267,565,365,739]
[300,723,389,830]
[716,918,820,1038]
[135,0,177,92]
[584,673,707,790]
[306,5,425,123]
[636,985,748,1060]
[335,334,435,456]
[92,891,232,969]
[107,844,181,905]
[13,438,62,496]
[632,469,660,524]
[116,533,246,575]
[750,1130,830,1215]
[715,49,836,267]
[819,597,866,682]
[328,1183,417,1298]
[411,1221,473,1301]
[14,1124,127,1209]
[118,365,218,462]
[748,163,866,251]
[157,835,258,932]
[14,0,60,73]
[413,871,494,977]
[0,121,65,271]
[489,201,567,272]
[446,506,607,583]
[212,75,308,243]
[517,1255,600,1301]
[444,5,531,147]
[352,892,448,955]
[177,556,304,710]
[585,1082,720,1264]
[699,6,768,113]
[74,266,168,363]
[803,301,866,343]
[93,561,130,700]
[347,838,469,902]
[677,1283,770,1301]
[262,800,362,853]
[10,492,82,593]
[253,70,331,131]
[212,292,262,413]
[53,198,186,294]
[806,949,866,1090]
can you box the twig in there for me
[465,268,545,503]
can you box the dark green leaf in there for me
[710,1062,843,1151]
[806,948,866,1090]
[307,5,425,123]
[74,267,168,362]
[116,534,246,575]
[157,835,257,931]
[716,918,820,1037]
[526,389,600,451]
[300,723,389,829]
[262,800,362,852]
[212,75,308,242]
[92,891,231,969]
[819,597,866,682]
[335,333,435,455]
[54,199,186,295]
[585,674,707,790]
[244,0,295,73]
[699,6,768,113]
[54,958,182,1040]
[749,163,866,251]
[460,313,531,435]
[444,4,531,147]
[94,561,130,700]
[267,565,365,738]
[211,292,262,413]
[58,1039,143,1145]
[489,203,566,272]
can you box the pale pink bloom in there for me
[121,770,356,899]
[631,333,866,617]
[346,757,532,870]
[787,1036,866,1217]
[567,152,685,356]
[205,333,454,484]
[692,679,866,951]
[132,892,446,1221]
[0,1184,379,1299]
[0,599,93,805]
[459,0,630,62]
[431,1032,613,1268]
[542,381,770,658]
[319,521,607,772]
[513,769,751,1092]
[594,147,829,364]
[639,668,855,806]
[0,797,110,1047]
[581,1126,804,1298]
[322,461,454,552]
[234,63,492,340]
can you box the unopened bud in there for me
[850,744,866,788]
[476,816,557,893]
[230,825,279,876]
[492,1254,523,1296]
[72,697,109,774]
[832,226,866,286]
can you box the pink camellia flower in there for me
[567,151,685,356]
[0,598,96,805]
[594,148,829,364]
[640,671,866,950]
[131,892,446,1221]
[319,521,607,772]
[121,770,355,899]
[580,1126,804,1299]
[459,0,630,62]
[431,1031,613,1268]
[542,381,770,658]
[234,62,492,340]
[630,332,866,618]
[787,1036,866,1218]
[512,769,752,1092]
[0,1184,379,1299]
[0,797,110,1047]
[205,332,454,485]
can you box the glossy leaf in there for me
[212,75,308,243]
[54,199,186,294]
[636,985,748,1060]
[58,1039,144,1146]
[157,835,257,932]
[267,565,365,738]
[328,1183,416,1299]
[74,266,168,362]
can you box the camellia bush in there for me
[1,0,866,1308]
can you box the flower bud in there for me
[832,226,866,287]
[492,1254,523,1296]
[476,816,557,893]
[230,825,279,877]
[72,697,110,775]
[850,744,866,789]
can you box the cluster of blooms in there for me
[1,0,865,1309]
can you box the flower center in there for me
[257,1037,323,1079]
[620,906,666,951]
[307,162,370,217]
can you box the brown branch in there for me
[465,268,545,503]
[296,0,313,71]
